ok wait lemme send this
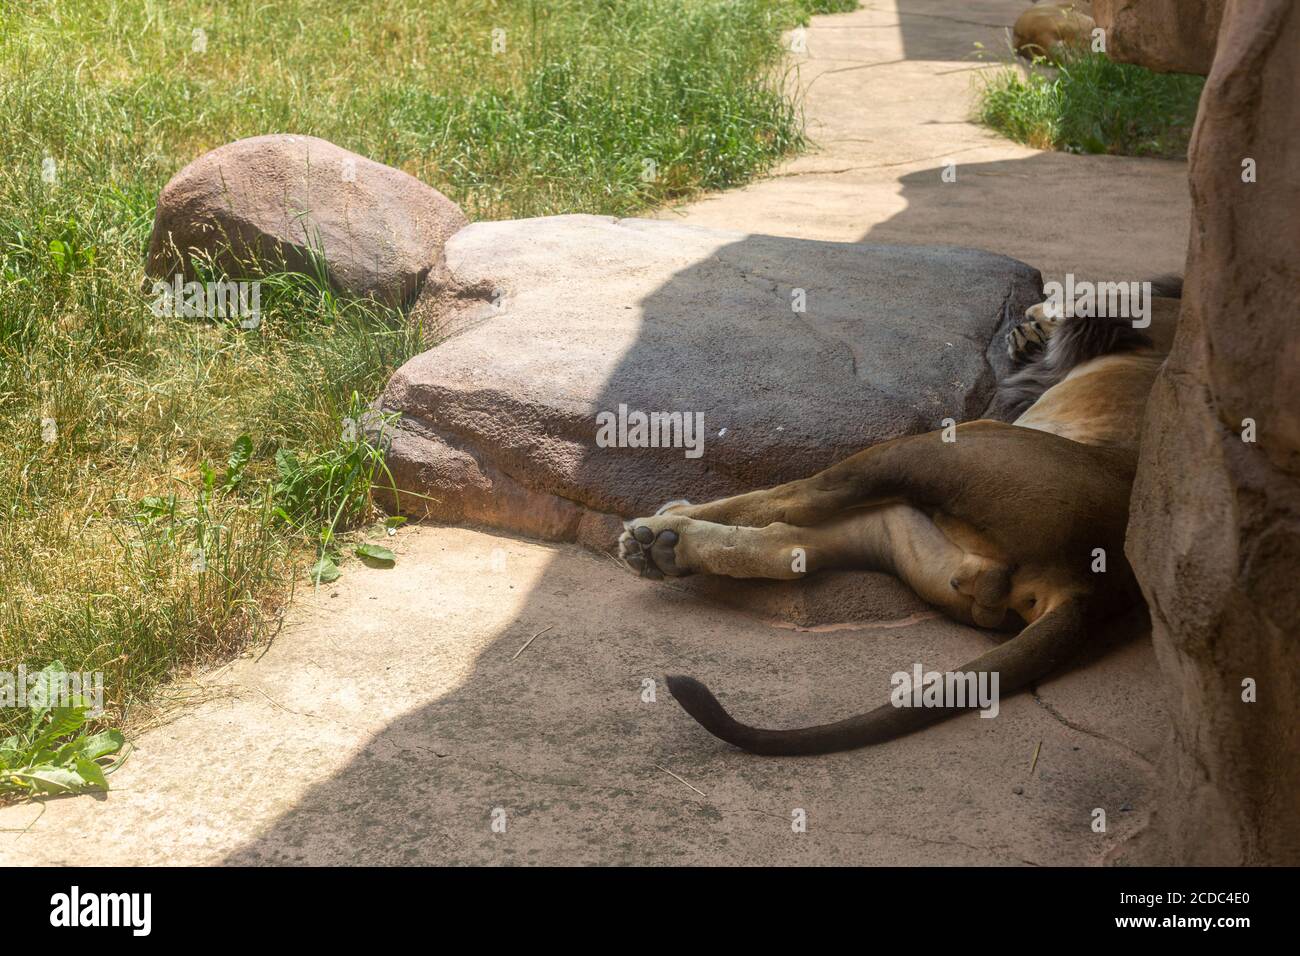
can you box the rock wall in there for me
[1093,0,1225,74]
[1126,0,1300,863]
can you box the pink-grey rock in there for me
[1093,0,1225,74]
[1126,0,1300,864]
[145,134,467,308]
[374,215,1040,622]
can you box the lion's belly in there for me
[1014,352,1162,449]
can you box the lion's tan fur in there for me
[1013,2,1096,62]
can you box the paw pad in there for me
[618,523,686,579]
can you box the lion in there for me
[1012,1,1096,63]
[618,279,1181,755]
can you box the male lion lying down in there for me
[619,280,1181,755]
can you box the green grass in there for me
[0,0,848,741]
[797,0,860,13]
[976,52,1204,159]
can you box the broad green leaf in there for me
[309,556,340,583]
[25,661,69,718]
[275,448,301,480]
[30,704,88,753]
[17,765,86,794]
[48,239,68,272]
[75,756,109,790]
[0,735,18,770]
[222,433,253,490]
[356,543,395,566]
[70,729,125,761]
[136,495,173,520]
[54,725,123,765]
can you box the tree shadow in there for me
[892,0,1019,63]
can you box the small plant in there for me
[127,432,259,578]
[271,392,403,585]
[47,217,98,276]
[1,663,127,799]
[976,52,1204,159]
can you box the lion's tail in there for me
[666,598,1087,756]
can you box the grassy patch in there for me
[976,52,1204,158]
[795,0,861,13]
[0,0,835,740]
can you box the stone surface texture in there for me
[145,134,467,308]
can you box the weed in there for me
[1,663,127,799]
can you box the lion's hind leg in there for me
[875,506,1013,627]
[618,505,1013,628]
[619,512,848,581]
[647,472,875,529]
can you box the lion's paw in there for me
[1006,318,1049,363]
[618,515,691,580]
[1007,301,1067,364]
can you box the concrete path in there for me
[2,528,1166,865]
[1,0,1188,865]
[656,0,1190,286]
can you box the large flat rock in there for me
[378,215,1040,621]
[1094,0,1224,75]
